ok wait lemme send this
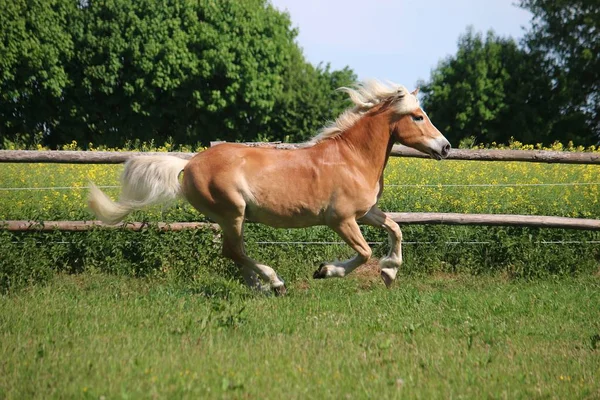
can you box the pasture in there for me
[1,155,600,397]
[1,273,599,398]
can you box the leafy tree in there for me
[60,0,302,147]
[0,0,78,147]
[419,28,595,146]
[266,48,356,142]
[519,0,600,141]
[0,0,356,148]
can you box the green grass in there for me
[1,272,599,399]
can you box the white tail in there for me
[88,156,189,225]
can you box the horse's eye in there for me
[412,115,424,122]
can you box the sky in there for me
[269,0,533,89]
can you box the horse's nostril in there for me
[442,144,450,156]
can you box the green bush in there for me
[2,224,598,293]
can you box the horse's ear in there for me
[411,87,419,96]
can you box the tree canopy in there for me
[520,0,600,141]
[0,0,355,148]
[419,28,594,146]
[420,1,599,146]
[3,0,598,148]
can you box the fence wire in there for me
[0,185,119,191]
[385,182,600,188]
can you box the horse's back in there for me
[185,143,295,184]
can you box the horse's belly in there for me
[245,205,324,228]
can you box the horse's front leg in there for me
[313,218,372,279]
[358,206,402,287]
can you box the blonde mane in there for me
[309,80,420,144]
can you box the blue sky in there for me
[269,0,532,89]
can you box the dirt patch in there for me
[350,259,382,289]
[293,279,311,292]
[352,259,381,279]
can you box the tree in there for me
[266,47,356,142]
[0,0,78,147]
[519,0,600,142]
[419,28,595,146]
[0,0,356,148]
[59,0,303,147]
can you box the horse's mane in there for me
[309,80,419,144]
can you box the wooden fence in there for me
[3,213,600,232]
[1,144,599,232]
[2,143,600,164]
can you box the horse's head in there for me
[389,88,451,160]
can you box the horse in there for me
[88,80,451,294]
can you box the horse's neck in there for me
[336,111,394,182]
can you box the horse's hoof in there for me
[380,267,398,289]
[313,263,327,279]
[273,285,287,296]
[381,271,394,289]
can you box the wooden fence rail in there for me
[3,213,600,232]
[0,150,195,164]
[2,144,600,164]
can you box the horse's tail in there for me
[88,155,189,225]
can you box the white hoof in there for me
[380,267,397,288]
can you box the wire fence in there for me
[385,182,600,188]
[0,185,119,191]
[253,240,600,246]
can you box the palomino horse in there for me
[88,80,450,294]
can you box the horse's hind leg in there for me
[313,218,371,279]
[220,216,286,294]
[359,206,402,288]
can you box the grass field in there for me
[1,271,599,399]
